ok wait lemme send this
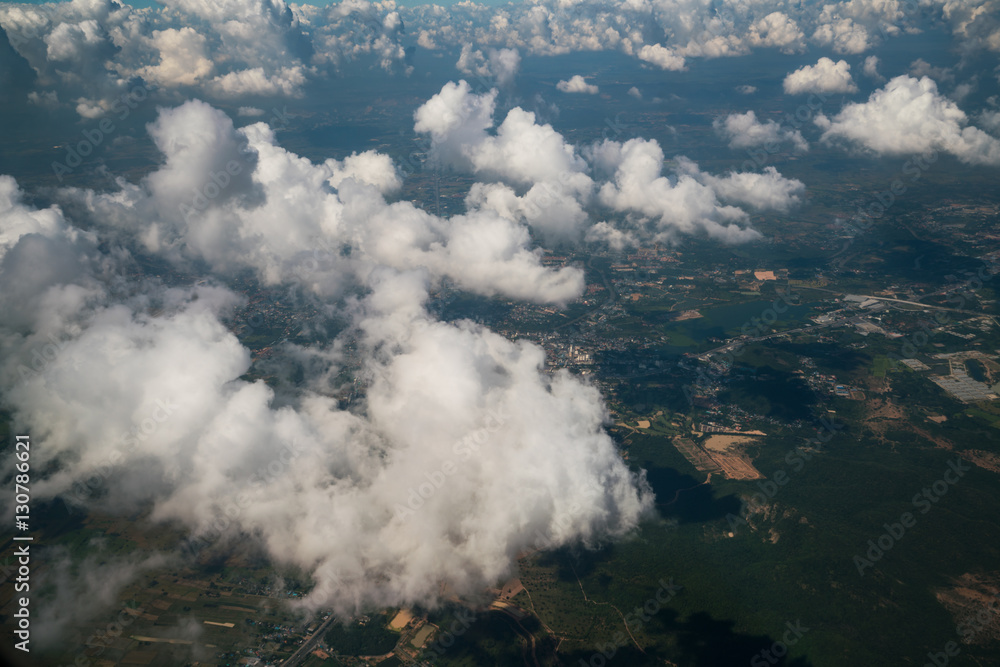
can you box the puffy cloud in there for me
[396,0,937,70]
[817,0,907,39]
[591,138,763,244]
[816,75,1000,165]
[637,43,686,70]
[863,54,884,81]
[909,57,955,83]
[442,100,589,189]
[413,80,497,173]
[33,551,171,647]
[311,0,408,73]
[978,109,1000,134]
[747,11,806,53]
[628,86,642,99]
[556,74,599,94]
[417,29,437,49]
[456,44,521,87]
[783,57,859,95]
[0,0,316,117]
[414,82,802,248]
[11,274,648,614]
[0,0,990,118]
[44,18,105,62]
[0,137,650,621]
[463,180,592,245]
[0,175,75,260]
[160,0,294,24]
[144,99,260,216]
[674,156,806,212]
[713,110,808,152]
[811,17,871,54]
[64,97,581,304]
[932,0,1000,53]
[735,84,757,94]
[414,81,594,243]
[209,65,307,97]
[584,220,638,250]
[137,27,214,87]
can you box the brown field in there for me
[702,435,764,480]
[672,438,722,474]
[710,449,764,480]
[411,624,435,648]
[935,572,1000,645]
[390,609,414,630]
[961,449,1000,474]
[703,434,758,452]
[675,436,763,480]
[499,577,524,600]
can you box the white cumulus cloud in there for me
[815,75,1000,165]
[784,57,859,95]
[713,110,808,152]
[556,74,599,94]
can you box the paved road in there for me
[804,287,984,315]
[698,315,858,359]
[553,256,617,331]
[281,614,337,667]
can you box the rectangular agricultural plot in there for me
[410,624,435,648]
[930,374,998,403]
[900,358,930,371]
[672,438,722,474]
[389,609,414,630]
[691,435,764,480]
[709,449,765,480]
